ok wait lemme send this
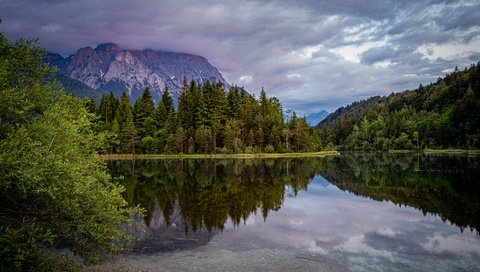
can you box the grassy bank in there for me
[422,149,480,155]
[98,151,339,160]
[386,149,480,155]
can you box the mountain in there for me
[318,64,480,150]
[46,43,229,102]
[306,110,329,126]
[47,72,100,101]
[318,96,386,129]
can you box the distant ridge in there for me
[306,110,329,126]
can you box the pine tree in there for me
[269,125,281,151]
[161,86,175,116]
[256,127,264,150]
[240,91,258,144]
[211,82,228,149]
[177,79,191,132]
[282,127,291,151]
[115,90,133,132]
[134,87,155,138]
[187,136,195,154]
[291,117,309,151]
[259,87,269,117]
[188,80,202,129]
[84,97,97,114]
[174,127,187,153]
[153,99,167,131]
[227,85,241,120]
[110,118,121,153]
[98,91,118,124]
[160,86,176,135]
[198,81,214,127]
[224,119,243,153]
[195,126,212,153]
[121,109,138,154]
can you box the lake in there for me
[92,153,480,271]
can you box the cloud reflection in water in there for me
[214,177,480,270]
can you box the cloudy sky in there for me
[1,0,479,114]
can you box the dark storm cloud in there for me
[0,0,479,114]
[361,46,398,65]
[276,0,412,19]
[434,3,480,31]
[469,52,480,61]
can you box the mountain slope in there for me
[318,64,480,150]
[46,43,229,102]
[47,72,100,101]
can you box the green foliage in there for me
[264,144,275,153]
[0,36,51,90]
[0,33,131,269]
[0,36,58,140]
[319,63,480,150]
[140,136,156,154]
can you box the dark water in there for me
[105,153,480,271]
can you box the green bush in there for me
[0,33,131,270]
[264,144,275,153]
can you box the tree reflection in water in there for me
[321,153,480,234]
[108,159,323,235]
[108,153,480,239]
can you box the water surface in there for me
[96,153,480,271]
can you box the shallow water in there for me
[92,154,480,271]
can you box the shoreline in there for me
[98,151,339,160]
[97,149,480,160]
[387,149,480,155]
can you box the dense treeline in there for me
[318,64,480,150]
[92,80,323,154]
[0,31,130,269]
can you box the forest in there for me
[318,63,480,150]
[90,81,323,154]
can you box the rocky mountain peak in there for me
[76,46,95,58]
[46,43,230,102]
[95,43,120,53]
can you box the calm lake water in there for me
[96,153,480,271]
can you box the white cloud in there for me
[238,75,253,84]
[416,35,480,61]
[331,39,387,63]
[422,233,480,256]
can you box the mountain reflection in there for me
[108,154,480,236]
